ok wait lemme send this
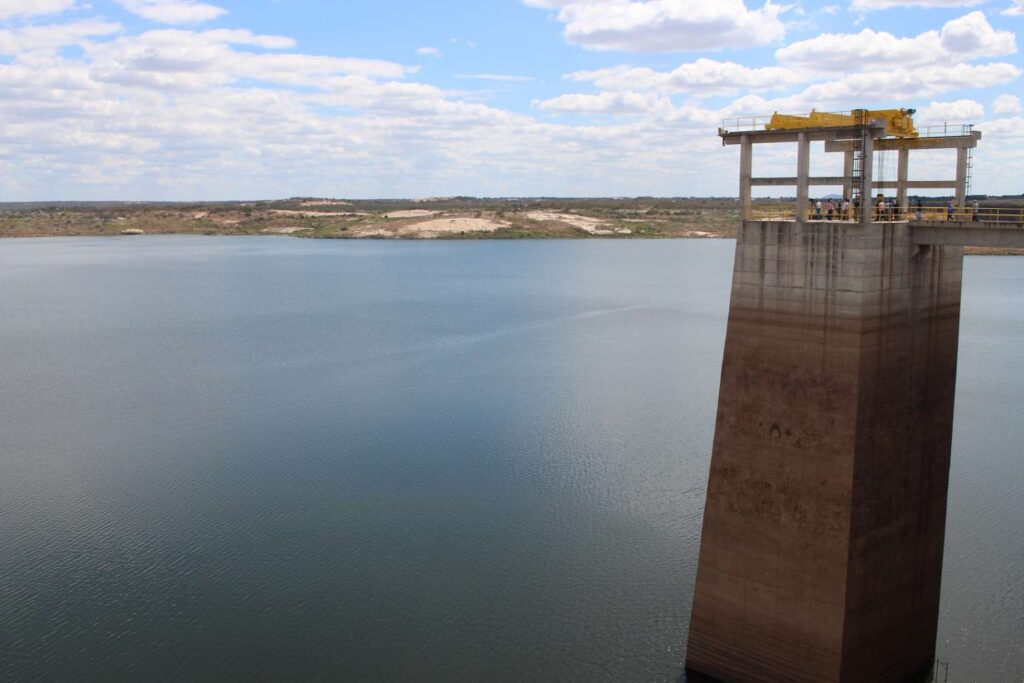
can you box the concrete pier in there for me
[686,219,963,682]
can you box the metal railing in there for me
[720,115,773,133]
[749,204,1024,224]
[721,113,976,138]
[916,123,975,138]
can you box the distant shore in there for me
[0,197,737,241]
[2,197,1020,254]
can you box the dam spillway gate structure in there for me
[685,111,1024,682]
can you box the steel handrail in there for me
[749,205,1024,224]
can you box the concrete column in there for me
[843,151,854,201]
[687,220,964,683]
[955,146,968,208]
[897,148,910,218]
[796,131,810,222]
[739,134,752,221]
[861,132,874,226]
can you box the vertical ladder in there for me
[965,147,975,199]
[851,150,863,202]
[850,125,868,207]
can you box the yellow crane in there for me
[766,108,918,138]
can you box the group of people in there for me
[809,197,980,222]
[811,197,855,221]
[873,197,903,221]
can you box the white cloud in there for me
[456,73,534,81]
[566,58,807,96]
[416,46,441,56]
[1003,0,1024,15]
[939,11,1016,54]
[772,63,1021,110]
[533,90,672,114]
[993,93,1022,114]
[980,115,1024,141]
[851,0,984,9]
[915,99,984,123]
[776,12,1016,71]
[0,0,78,19]
[524,0,786,52]
[77,29,408,91]
[115,0,227,24]
[0,20,122,55]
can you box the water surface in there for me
[1,237,1021,681]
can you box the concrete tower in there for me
[684,114,1014,682]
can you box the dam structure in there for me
[685,111,1024,682]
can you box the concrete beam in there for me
[874,180,957,189]
[751,176,848,186]
[721,124,886,145]
[824,132,981,152]
[910,222,1024,248]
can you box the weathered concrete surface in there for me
[686,220,963,682]
[910,221,1024,248]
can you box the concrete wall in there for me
[686,220,963,682]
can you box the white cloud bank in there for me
[0,0,79,19]
[539,11,1020,117]
[851,0,984,9]
[993,94,1022,114]
[566,59,807,97]
[776,12,1016,70]
[115,0,227,24]
[523,0,787,51]
[1002,0,1024,15]
[0,4,1021,199]
[915,99,985,123]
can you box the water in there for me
[0,237,1020,682]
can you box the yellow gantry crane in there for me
[766,108,918,138]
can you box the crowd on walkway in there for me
[810,198,855,221]
[807,197,980,222]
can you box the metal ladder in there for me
[965,147,975,199]
[850,125,869,209]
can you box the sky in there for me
[0,0,1022,200]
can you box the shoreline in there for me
[2,232,1020,255]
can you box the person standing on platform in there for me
[972,200,980,221]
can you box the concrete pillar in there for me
[897,148,910,218]
[843,151,854,201]
[861,132,874,226]
[796,131,810,222]
[955,146,968,208]
[686,220,964,683]
[739,134,752,221]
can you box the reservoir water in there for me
[1,237,1021,681]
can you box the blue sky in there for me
[0,0,1022,199]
